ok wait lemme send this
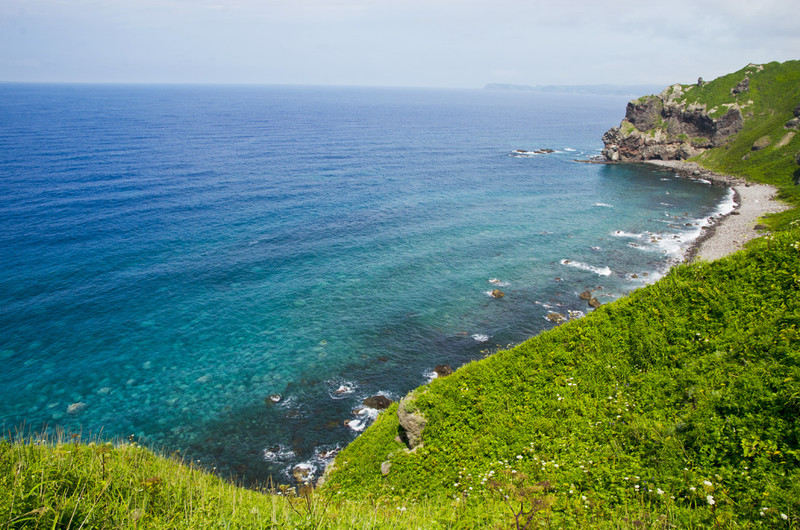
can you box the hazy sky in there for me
[1,0,798,88]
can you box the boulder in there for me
[794,102,800,117]
[588,297,602,309]
[579,290,592,300]
[380,461,392,476]
[292,464,313,484]
[785,117,800,130]
[795,152,800,166]
[433,364,453,377]
[490,289,505,299]
[731,77,749,95]
[362,395,393,410]
[546,312,566,324]
[397,396,426,449]
[266,394,282,404]
[752,136,771,151]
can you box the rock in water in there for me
[579,290,592,300]
[292,464,313,484]
[490,289,505,299]
[546,312,566,324]
[433,364,453,377]
[588,297,602,309]
[362,395,393,409]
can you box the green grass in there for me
[323,227,800,527]
[0,429,514,529]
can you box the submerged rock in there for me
[67,402,87,415]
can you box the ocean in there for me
[0,84,732,484]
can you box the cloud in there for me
[0,0,797,86]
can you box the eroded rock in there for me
[397,396,426,449]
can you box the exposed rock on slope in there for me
[602,82,743,162]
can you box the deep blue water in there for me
[0,84,731,484]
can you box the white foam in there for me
[692,178,712,185]
[327,380,357,400]
[286,461,317,482]
[472,333,489,343]
[564,147,576,152]
[612,230,643,239]
[593,203,614,208]
[347,405,381,432]
[714,187,737,216]
[423,370,438,383]
[560,259,612,276]
[488,278,509,287]
[263,446,295,463]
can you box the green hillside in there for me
[684,61,800,226]
[3,61,800,529]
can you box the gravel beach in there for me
[644,160,791,262]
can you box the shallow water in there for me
[0,84,729,483]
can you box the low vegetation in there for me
[3,61,800,528]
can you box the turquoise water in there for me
[0,85,730,483]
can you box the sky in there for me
[1,0,798,88]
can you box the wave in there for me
[472,333,489,343]
[327,379,357,400]
[488,278,509,287]
[346,403,381,432]
[263,445,295,463]
[593,203,614,208]
[560,259,612,276]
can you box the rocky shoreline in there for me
[643,159,790,262]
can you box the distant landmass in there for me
[484,82,665,96]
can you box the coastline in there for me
[643,160,791,262]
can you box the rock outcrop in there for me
[602,84,743,162]
[397,396,426,449]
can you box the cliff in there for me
[602,61,800,164]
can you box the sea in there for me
[0,84,733,485]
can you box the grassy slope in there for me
[323,61,800,527]
[3,61,800,529]
[324,230,800,527]
[686,61,800,227]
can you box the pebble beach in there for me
[644,160,791,262]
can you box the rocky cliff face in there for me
[602,83,744,162]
